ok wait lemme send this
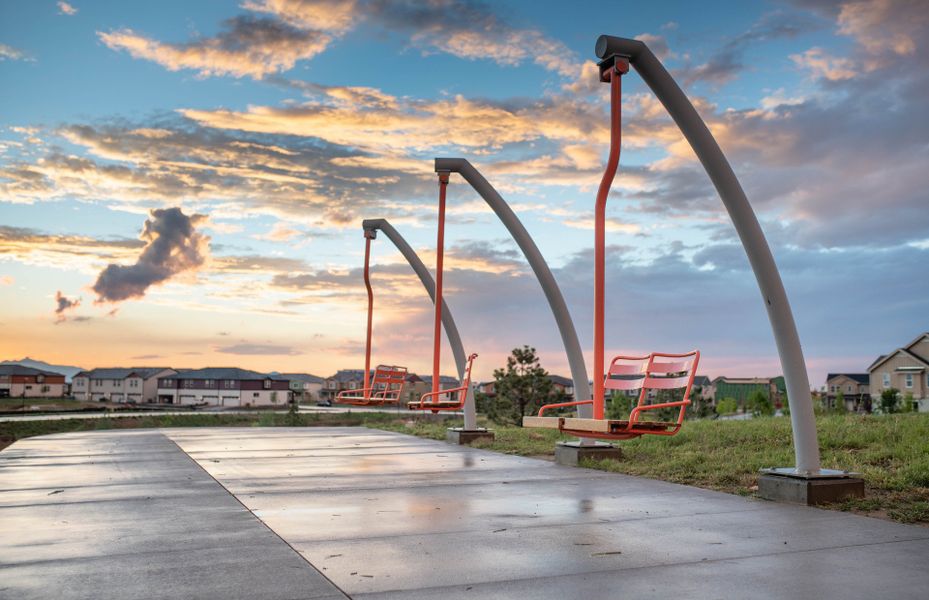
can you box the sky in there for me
[0,0,926,387]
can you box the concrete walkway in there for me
[2,427,929,599]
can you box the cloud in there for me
[92,207,210,303]
[98,16,333,79]
[0,225,143,271]
[363,0,580,76]
[243,0,358,32]
[255,221,304,242]
[681,11,821,86]
[215,342,300,355]
[0,43,27,61]
[101,0,582,80]
[57,2,78,15]
[54,291,81,322]
[790,47,857,81]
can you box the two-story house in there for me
[157,368,291,407]
[0,364,67,398]
[72,367,175,403]
[825,373,870,412]
[320,369,367,403]
[868,332,929,412]
[283,373,325,402]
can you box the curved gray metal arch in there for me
[595,35,820,473]
[361,218,476,429]
[434,158,593,419]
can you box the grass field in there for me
[2,411,927,524]
[0,397,101,411]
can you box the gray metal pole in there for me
[362,219,476,429]
[434,158,593,419]
[594,35,821,474]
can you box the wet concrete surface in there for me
[3,427,929,599]
[0,430,346,600]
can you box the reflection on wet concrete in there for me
[4,427,929,600]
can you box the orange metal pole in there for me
[593,63,625,420]
[432,173,450,395]
[363,232,374,400]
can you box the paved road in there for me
[3,427,928,599]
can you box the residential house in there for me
[157,368,291,407]
[825,373,870,412]
[475,381,496,397]
[72,367,175,403]
[320,369,367,402]
[711,376,786,407]
[283,373,325,402]
[548,374,575,399]
[412,375,461,403]
[0,364,67,398]
[868,332,929,412]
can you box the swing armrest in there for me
[419,385,466,404]
[537,399,593,417]
[628,399,691,425]
[336,387,378,400]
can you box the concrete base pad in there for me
[759,473,865,505]
[554,441,622,466]
[446,427,495,445]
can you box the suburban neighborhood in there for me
[4,331,927,415]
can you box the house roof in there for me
[281,373,325,384]
[163,367,287,381]
[76,367,171,380]
[327,369,366,383]
[712,376,774,385]
[0,364,64,377]
[548,374,573,387]
[905,332,929,363]
[419,375,460,386]
[826,373,869,384]
[868,347,929,373]
[692,375,711,386]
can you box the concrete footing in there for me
[555,441,622,466]
[758,470,865,506]
[446,427,495,445]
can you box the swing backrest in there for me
[605,351,700,422]
[372,365,407,400]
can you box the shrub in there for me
[715,397,738,416]
[880,388,901,414]
[747,390,774,417]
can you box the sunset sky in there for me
[0,0,926,386]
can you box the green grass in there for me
[4,410,928,525]
[0,397,92,410]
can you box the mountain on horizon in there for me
[1,357,84,382]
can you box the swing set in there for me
[523,51,700,440]
[336,229,408,406]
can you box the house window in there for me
[327,381,336,389]
[41,385,50,393]
[830,385,836,393]
[349,381,358,390]
[205,379,215,389]
[846,385,852,393]
[883,373,890,388]
[263,379,271,389]
[905,374,913,389]
[253,392,259,398]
